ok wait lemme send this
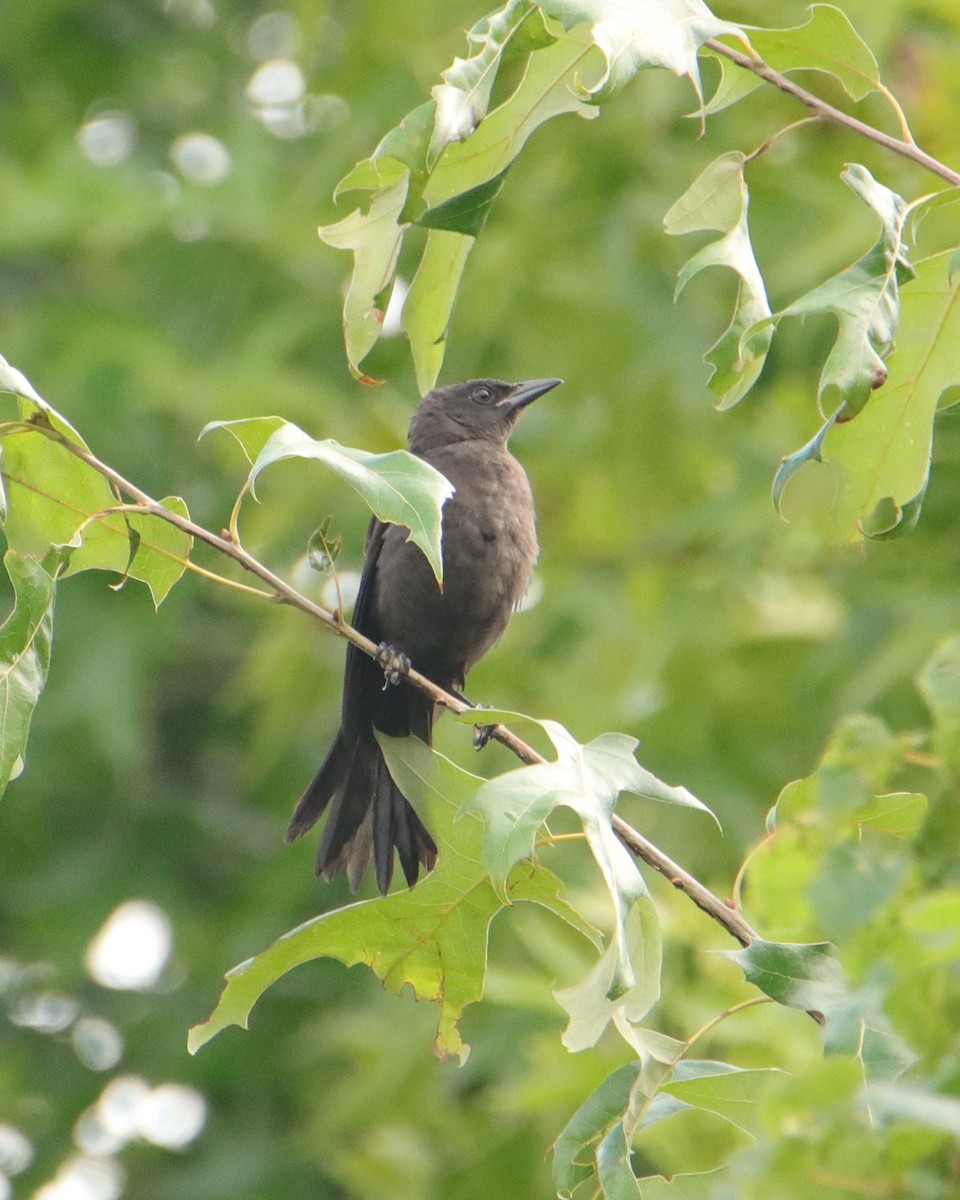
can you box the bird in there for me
[286,377,561,893]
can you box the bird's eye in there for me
[473,385,493,403]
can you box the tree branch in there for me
[33,418,758,951]
[707,39,960,189]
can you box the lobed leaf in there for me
[190,735,598,1063]
[659,1061,781,1139]
[703,4,883,116]
[539,0,746,104]
[463,713,709,1043]
[428,0,535,164]
[818,247,960,540]
[317,174,408,382]
[666,152,772,408]
[555,896,661,1051]
[320,13,599,389]
[747,165,912,425]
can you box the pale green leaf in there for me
[863,1083,960,1136]
[0,551,56,796]
[0,353,92,448]
[666,152,772,407]
[637,1169,730,1199]
[403,229,475,394]
[466,717,707,1031]
[750,165,912,424]
[428,0,534,163]
[857,791,927,837]
[246,421,454,585]
[539,0,746,103]
[555,895,661,1051]
[748,4,881,103]
[317,174,408,381]
[596,1121,642,1199]
[422,28,598,209]
[661,1060,782,1138]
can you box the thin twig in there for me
[706,38,960,189]
[30,417,759,951]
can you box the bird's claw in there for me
[375,643,411,689]
[471,705,497,751]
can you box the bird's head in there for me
[408,377,561,452]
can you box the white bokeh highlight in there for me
[169,133,231,185]
[85,900,172,990]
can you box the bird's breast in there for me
[372,442,538,685]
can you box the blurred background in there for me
[2,1,960,1196]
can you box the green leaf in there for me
[807,837,908,941]
[417,169,509,237]
[322,22,598,382]
[820,248,960,541]
[0,551,56,795]
[918,634,960,775]
[428,0,535,164]
[190,735,595,1063]
[0,354,92,449]
[552,1062,642,1197]
[539,0,746,103]
[636,1169,729,1199]
[857,791,927,837]
[402,229,475,395]
[199,416,287,464]
[317,174,408,382]
[462,714,712,893]
[661,1061,781,1139]
[863,1083,960,1136]
[0,365,191,602]
[596,1120,642,1199]
[554,895,661,1051]
[464,716,707,1042]
[727,939,917,1081]
[771,406,841,516]
[124,498,193,607]
[747,165,912,424]
[824,983,917,1082]
[702,4,882,117]
[748,4,881,102]
[726,938,845,1013]
[666,152,773,408]
[245,421,454,585]
[421,28,598,209]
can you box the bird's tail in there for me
[286,732,437,893]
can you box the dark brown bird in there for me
[286,377,560,892]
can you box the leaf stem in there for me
[706,38,960,188]
[29,419,760,951]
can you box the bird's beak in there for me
[498,377,563,413]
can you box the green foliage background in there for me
[2,0,960,1196]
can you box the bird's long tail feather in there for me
[286,732,437,893]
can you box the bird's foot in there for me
[470,705,497,751]
[375,643,411,690]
